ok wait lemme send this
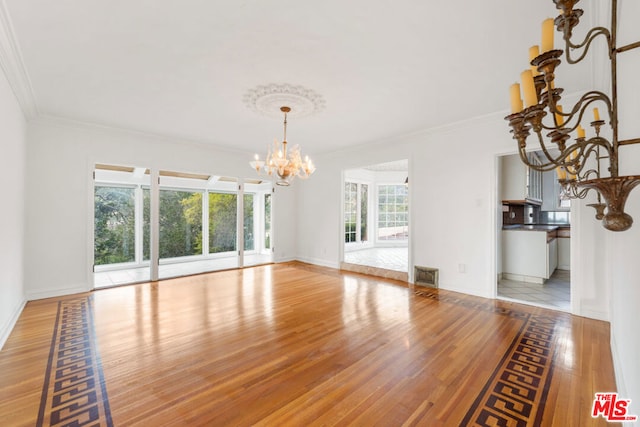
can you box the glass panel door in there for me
[94,186,136,265]
[207,188,240,271]
[159,189,203,259]
[93,164,152,288]
[243,180,273,267]
[158,174,240,278]
[93,169,273,286]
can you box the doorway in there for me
[341,160,409,281]
[497,153,571,310]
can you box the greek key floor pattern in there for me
[37,297,112,427]
[415,288,562,426]
[34,287,563,426]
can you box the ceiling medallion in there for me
[243,83,325,118]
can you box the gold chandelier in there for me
[250,106,316,186]
[505,0,640,231]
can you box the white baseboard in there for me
[610,331,627,398]
[440,283,492,299]
[502,273,546,284]
[0,299,27,351]
[294,256,340,269]
[607,330,640,422]
[578,306,609,322]
[273,255,295,264]
[26,284,89,301]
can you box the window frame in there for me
[375,183,409,245]
[344,180,371,247]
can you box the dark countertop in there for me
[503,224,569,231]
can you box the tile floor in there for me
[497,269,570,311]
[343,247,408,272]
[94,253,273,288]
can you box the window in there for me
[209,192,237,254]
[360,184,368,242]
[344,182,369,244]
[143,188,150,261]
[94,186,136,265]
[94,166,274,282]
[344,182,357,243]
[264,193,272,249]
[377,184,408,241]
[244,194,254,251]
[159,190,203,258]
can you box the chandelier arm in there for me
[520,133,613,175]
[541,91,612,132]
[534,131,568,170]
[560,138,612,179]
[518,133,565,173]
[580,137,614,175]
[574,187,590,199]
[562,137,611,167]
[581,168,601,180]
[563,26,612,65]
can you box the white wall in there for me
[24,119,297,299]
[299,113,515,298]
[608,0,640,416]
[0,66,27,349]
[298,107,617,317]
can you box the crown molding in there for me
[0,0,38,119]
[33,113,252,157]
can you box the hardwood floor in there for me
[0,262,619,426]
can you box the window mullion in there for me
[134,185,143,264]
[355,183,362,242]
[203,191,209,255]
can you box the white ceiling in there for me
[2,0,594,156]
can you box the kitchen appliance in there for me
[524,205,537,225]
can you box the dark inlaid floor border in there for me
[414,288,560,426]
[37,296,112,427]
[34,284,558,426]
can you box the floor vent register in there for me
[414,266,439,288]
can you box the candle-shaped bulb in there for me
[521,70,538,108]
[541,18,555,52]
[529,45,540,76]
[577,125,586,138]
[509,83,523,113]
[593,107,600,121]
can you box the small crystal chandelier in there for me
[505,0,640,232]
[250,106,316,186]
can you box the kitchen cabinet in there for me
[502,228,558,283]
[557,227,571,269]
[548,236,558,277]
[542,167,570,211]
[501,153,542,205]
